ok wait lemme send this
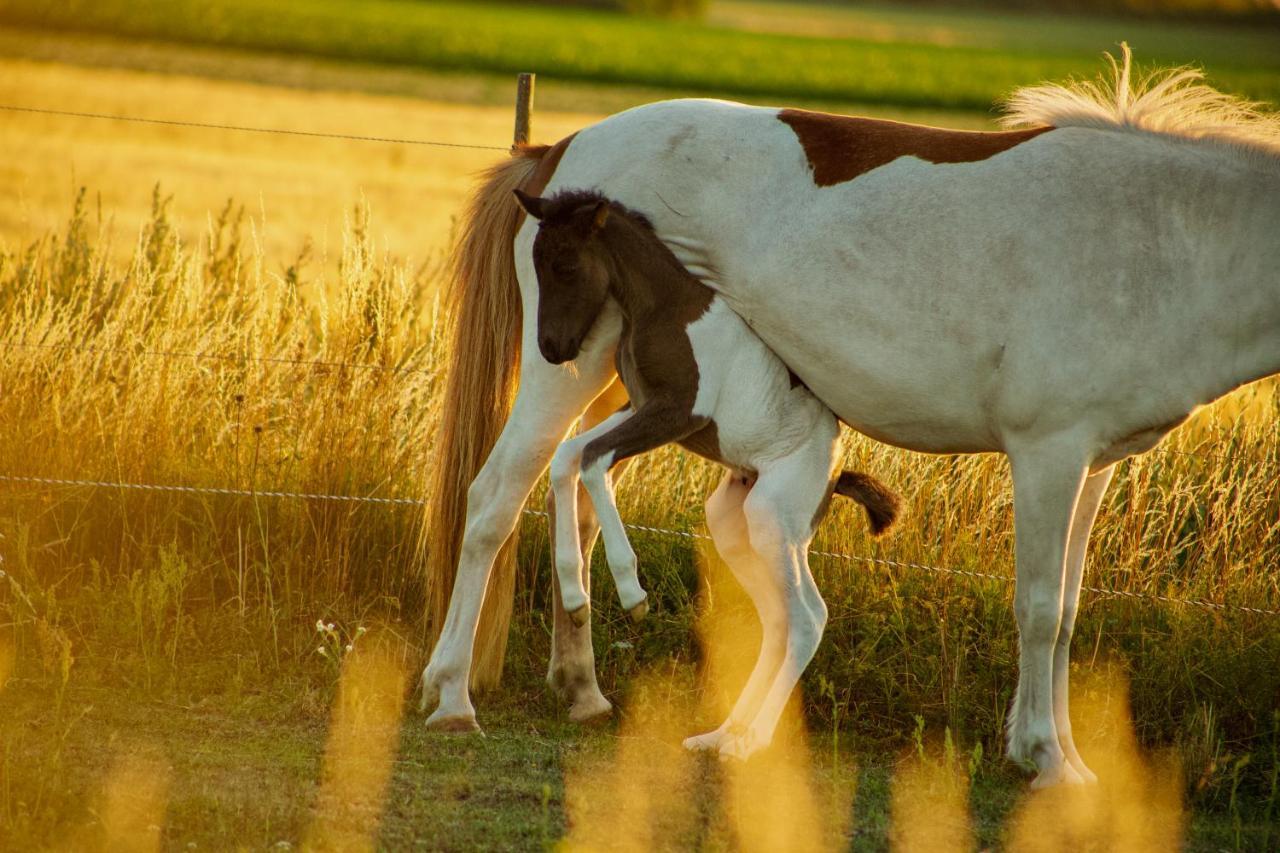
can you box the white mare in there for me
[420,53,1280,786]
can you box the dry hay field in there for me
[0,23,1278,852]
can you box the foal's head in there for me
[514,188,632,365]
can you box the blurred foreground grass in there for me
[0,192,1277,847]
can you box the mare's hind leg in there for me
[546,379,634,722]
[1004,435,1089,788]
[1052,464,1114,783]
[420,334,619,732]
[683,471,789,753]
[717,449,833,761]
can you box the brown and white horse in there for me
[517,187,899,758]
[420,52,1280,787]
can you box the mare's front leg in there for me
[549,408,643,625]
[420,326,619,732]
[1004,435,1090,787]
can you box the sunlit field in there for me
[0,53,592,268]
[2,2,1279,849]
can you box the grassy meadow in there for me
[1,1,1279,848]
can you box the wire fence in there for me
[1,472,1276,618]
[0,103,509,151]
[1,340,435,377]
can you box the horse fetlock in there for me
[716,727,763,762]
[568,602,591,628]
[1059,734,1098,784]
[1009,725,1068,783]
[627,595,650,624]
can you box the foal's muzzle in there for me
[539,336,577,365]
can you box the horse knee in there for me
[1015,593,1062,648]
[549,445,581,494]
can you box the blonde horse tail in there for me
[423,144,551,690]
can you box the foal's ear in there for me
[513,189,547,220]
[589,201,610,233]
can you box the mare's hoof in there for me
[425,712,483,734]
[1030,761,1086,790]
[568,693,613,724]
[568,604,590,628]
[628,597,649,623]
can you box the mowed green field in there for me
[5,0,1279,111]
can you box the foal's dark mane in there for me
[541,188,655,233]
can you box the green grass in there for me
[1,675,1273,849]
[4,0,1279,112]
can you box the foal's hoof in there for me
[628,596,649,624]
[568,604,590,628]
[682,730,725,752]
[424,711,482,734]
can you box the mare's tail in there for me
[834,471,901,536]
[422,144,549,689]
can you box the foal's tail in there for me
[834,471,901,536]
[422,144,548,690]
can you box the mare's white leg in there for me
[683,472,788,753]
[547,379,633,723]
[1053,464,1114,783]
[550,410,645,624]
[420,342,617,731]
[1004,437,1089,787]
[717,449,833,761]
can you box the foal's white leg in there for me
[577,445,650,620]
[550,410,644,625]
[547,379,633,723]
[1053,464,1114,783]
[1004,437,1089,787]
[717,452,833,761]
[420,341,618,731]
[682,472,788,753]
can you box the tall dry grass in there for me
[0,191,1277,822]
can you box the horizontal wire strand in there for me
[1,340,433,376]
[0,103,509,151]
[3,473,1275,618]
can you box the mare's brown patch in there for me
[778,109,1052,187]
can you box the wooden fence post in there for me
[513,72,535,149]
